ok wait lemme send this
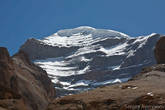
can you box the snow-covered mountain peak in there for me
[20,27,162,96]
[41,26,130,47]
[56,26,130,38]
[74,26,96,29]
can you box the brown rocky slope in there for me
[46,37,165,110]
[0,47,55,110]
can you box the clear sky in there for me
[0,0,165,55]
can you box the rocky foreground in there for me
[0,47,55,110]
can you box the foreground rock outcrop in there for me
[0,47,55,110]
[154,36,165,64]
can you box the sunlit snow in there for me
[32,27,158,95]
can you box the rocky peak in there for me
[0,47,11,63]
[0,47,56,110]
[0,47,14,88]
[13,50,32,66]
[19,27,162,96]
[154,36,165,64]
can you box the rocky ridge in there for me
[0,47,55,110]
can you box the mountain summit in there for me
[42,26,129,47]
[20,27,161,96]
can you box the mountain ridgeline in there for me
[20,26,162,96]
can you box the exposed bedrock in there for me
[154,36,165,64]
[0,47,56,110]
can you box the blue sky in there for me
[0,0,165,54]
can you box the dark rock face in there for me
[20,38,79,60]
[120,34,161,68]
[0,47,14,89]
[0,47,55,110]
[154,36,165,64]
[0,47,11,62]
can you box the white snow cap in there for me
[40,26,130,47]
[56,26,130,38]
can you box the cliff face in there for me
[46,37,165,110]
[19,27,162,96]
[154,36,165,64]
[0,47,55,110]
[0,47,15,89]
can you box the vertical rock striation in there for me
[0,47,56,110]
[154,36,165,64]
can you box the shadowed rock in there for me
[0,47,56,110]
[154,36,165,64]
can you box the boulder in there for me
[154,36,165,64]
